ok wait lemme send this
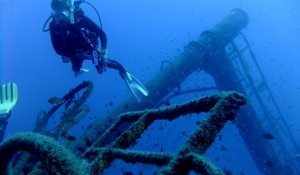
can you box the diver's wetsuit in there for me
[105,60,127,75]
[49,8,125,75]
[0,114,9,142]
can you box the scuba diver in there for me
[45,0,148,102]
[0,83,18,142]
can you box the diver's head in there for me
[51,0,71,11]
[51,0,72,22]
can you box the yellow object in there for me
[0,83,18,115]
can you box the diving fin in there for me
[0,83,18,116]
[122,72,149,102]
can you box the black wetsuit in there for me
[49,8,126,75]
[49,8,107,72]
[0,114,9,142]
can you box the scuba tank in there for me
[69,0,75,24]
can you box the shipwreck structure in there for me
[79,8,299,174]
[0,8,298,175]
[0,89,247,175]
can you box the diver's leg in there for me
[70,58,83,73]
[106,59,149,101]
[102,59,149,101]
[106,59,127,75]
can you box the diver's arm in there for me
[82,16,107,49]
[0,120,8,142]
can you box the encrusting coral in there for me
[0,132,88,175]
[0,90,246,175]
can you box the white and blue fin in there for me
[123,72,149,102]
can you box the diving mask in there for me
[51,9,70,22]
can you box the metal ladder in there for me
[227,32,300,174]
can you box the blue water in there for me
[1,0,300,174]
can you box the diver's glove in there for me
[96,48,109,73]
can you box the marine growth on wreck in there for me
[0,80,247,175]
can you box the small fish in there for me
[48,96,64,106]
[85,137,93,147]
[165,101,171,106]
[66,135,77,141]
[76,146,85,153]
[265,160,275,168]
[181,130,188,137]
[125,104,129,109]
[261,132,275,140]
[224,170,232,175]
[220,145,228,151]
[122,171,134,175]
